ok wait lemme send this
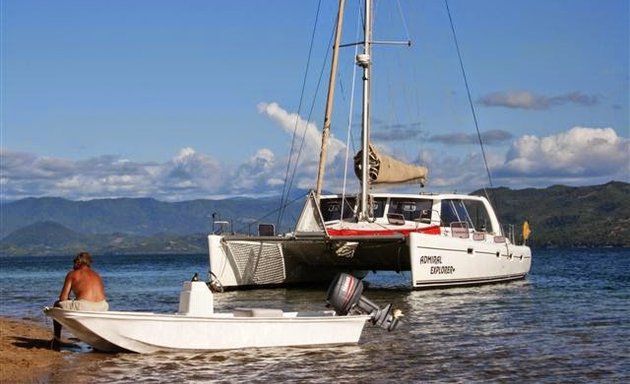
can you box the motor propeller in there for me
[326,273,402,331]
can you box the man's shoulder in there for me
[80,267,101,278]
[68,267,92,278]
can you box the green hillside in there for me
[477,181,629,247]
[1,221,208,257]
[1,196,302,238]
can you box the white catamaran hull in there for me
[208,234,371,288]
[409,232,531,288]
[208,230,531,290]
[207,192,532,290]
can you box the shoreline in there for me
[0,316,66,383]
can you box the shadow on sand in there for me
[12,336,82,351]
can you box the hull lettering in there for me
[419,255,442,264]
[430,266,456,274]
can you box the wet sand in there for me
[0,316,66,383]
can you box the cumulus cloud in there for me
[497,127,629,179]
[3,151,131,198]
[0,103,348,201]
[160,147,224,191]
[0,148,229,201]
[231,149,277,191]
[257,102,346,169]
[399,127,629,191]
[2,151,76,180]
[478,91,599,110]
[255,102,361,194]
[2,105,627,202]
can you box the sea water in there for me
[1,248,628,383]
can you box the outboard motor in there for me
[326,273,402,331]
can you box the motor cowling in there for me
[326,273,402,331]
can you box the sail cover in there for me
[354,144,428,186]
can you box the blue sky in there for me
[2,0,628,201]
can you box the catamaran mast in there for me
[357,0,373,221]
[315,0,346,199]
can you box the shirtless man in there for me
[51,251,108,350]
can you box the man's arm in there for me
[58,272,73,301]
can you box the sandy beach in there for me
[0,316,66,383]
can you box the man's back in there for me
[51,251,108,350]
[64,266,106,302]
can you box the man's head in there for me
[73,252,92,269]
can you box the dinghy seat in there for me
[233,308,284,317]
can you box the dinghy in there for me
[44,273,400,353]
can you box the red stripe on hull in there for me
[326,225,441,237]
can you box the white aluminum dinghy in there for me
[44,273,400,353]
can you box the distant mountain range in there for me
[0,195,304,256]
[0,196,301,237]
[1,181,628,256]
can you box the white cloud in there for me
[498,127,629,179]
[257,102,346,168]
[1,103,337,201]
[173,147,197,164]
[418,151,493,191]
[405,127,629,191]
[0,148,230,201]
[160,147,224,192]
[254,102,358,194]
[231,149,277,191]
[2,109,627,202]
[2,103,334,201]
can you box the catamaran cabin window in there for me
[389,199,433,221]
[372,198,386,218]
[320,197,356,222]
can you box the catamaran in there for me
[207,0,531,290]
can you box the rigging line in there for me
[392,1,422,166]
[279,7,337,226]
[235,191,308,234]
[276,0,323,228]
[340,4,363,222]
[395,0,411,42]
[347,0,367,156]
[444,0,494,191]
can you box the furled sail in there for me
[354,144,428,186]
